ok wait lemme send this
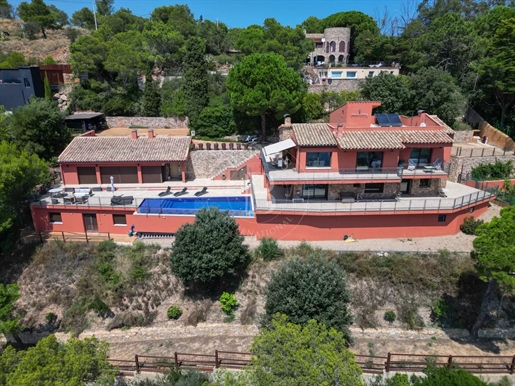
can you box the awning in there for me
[263,139,296,157]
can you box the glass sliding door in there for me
[302,184,328,199]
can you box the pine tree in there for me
[182,37,209,128]
[43,73,52,100]
[142,71,161,117]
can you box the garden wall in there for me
[106,116,188,129]
[448,155,515,182]
[453,130,475,143]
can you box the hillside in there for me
[0,18,84,63]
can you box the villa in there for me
[30,102,495,241]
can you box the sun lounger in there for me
[111,195,134,205]
[158,187,172,197]
[174,187,188,197]
[194,187,208,197]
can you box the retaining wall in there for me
[106,116,188,129]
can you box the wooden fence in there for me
[108,351,515,376]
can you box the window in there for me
[24,78,31,87]
[113,214,127,225]
[302,184,327,199]
[353,183,361,188]
[368,71,374,78]
[409,148,432,166]
[364,183,384,193]
[438,214,447,222]
[306,152,332,167]
[346,71,357,78]
[356,152,383,170]
[331,71,342,79]
[469,207,475,213]
[420,179,431,187]
[49,212,62,223]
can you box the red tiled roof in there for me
[58,136,191,163]
[335,129,453,150]
[292,124,337,146]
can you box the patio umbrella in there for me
[110,176,115,193]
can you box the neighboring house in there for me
[65,112,108,133]
[315,66,400,81]
[30,102,495,240]
[306,28,351,66]
[0,66,44,110]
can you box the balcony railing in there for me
[253,189,496,214]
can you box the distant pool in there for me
[138,196,254,217]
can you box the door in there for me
[169,163,181,179]
[77,167,97,184]
[83,214,98,231]
[142,166,163,183]
[100,166,138,183]
[400,179,411,195]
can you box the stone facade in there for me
[308,79,363,94]
[106,116,188,129]
[453,130,475,143]
[186,150,259,180]
[410,178,443,196]
[307,28,351,65]
[448,155,515,182]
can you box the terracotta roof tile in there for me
[292,123,337,146]
[58,136,191,163]
[336,130,453,150]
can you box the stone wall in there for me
[410,178,443,196]
[106,116,188,129]
[448,155,515,182]
[186,150,259,180]
[308,79,363,94]
[453,130,475,143]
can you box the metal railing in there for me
[452,147,514,158]
[253,189,496,214]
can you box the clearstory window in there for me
[113,214,127,225]
[306,152,332,167]
[49,212,62,223]
[364,183,384,193]
[409,148,432,166]
[420,179,431,187]
[331,71,342,79]
[356,152,383,169]
[346,71,357,78]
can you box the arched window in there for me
[329,55,335,64]
[339,41,345,52]
[330,41,336,52]
[338,55,344,63]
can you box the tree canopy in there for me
[227,53,305,140]
[170,207,249,289]
[17,0,66,38]
[0,284,21,342]
[264,255,353,343]
[251,315,363,386]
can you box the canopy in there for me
[262,139,296,157]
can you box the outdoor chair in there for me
[64,196,75,204]
[432,158,443,170]
[75,195,89,204]
[438,188,447,198]
[111,195,134,205]
[158,187,172,197]
[194,187,208,197]
[174,187,188,197]
[407,159,417,171]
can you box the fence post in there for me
[135,354,140,373]
[85,229,88,243]
[447,355,453,367]
[481,148,485,157]
[62,231,65,242]
[108,232,111,240]
[174,352,179,368]
[511,355,515,374]
[215,350,220,368]
[385,352,391,373]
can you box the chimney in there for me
[131,129,138,139]
[148,129,154,139]
[284,114,291,126]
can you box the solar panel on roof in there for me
[376,114,390,126]
[387,114,403,127]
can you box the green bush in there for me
[384,310,396,324]
[45,312,57,324]
[431,298,449,327]
[460,216,484,235]
[471,160,513,181]
[220,292,237,315]
[167,306,182,320]
[255,237,282,260]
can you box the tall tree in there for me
[150,5,196,38]
[142,71,161,117]
[9,98,70,160]
[17,0,65,38]
[251,315,363,386]
[71,7,95,29]
[0,284,22,345]
[470,206,515,339]
[183,37,209,128]
[0,0,12,18]
[227,53,305,141]
[360,72,412,115]
[43,73,52,100]
[95,0,113,17]
[263,256,353,343]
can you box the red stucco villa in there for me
[30,102,495,241]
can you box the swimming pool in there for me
[138,196,254,217]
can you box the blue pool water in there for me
[138,196,253,217]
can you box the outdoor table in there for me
[48,188,63,197]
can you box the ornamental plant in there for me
[220,292,237,315]
[167,306,182,320]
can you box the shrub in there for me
[431,298,449,327]
[220,292,237,315]
[384,310,396,324]
[460,216,484,235]
[255,237,282,260]
[263,256,353,343]
[45,312,57,325]
[167,306,182,320]
[471,160,513,181]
